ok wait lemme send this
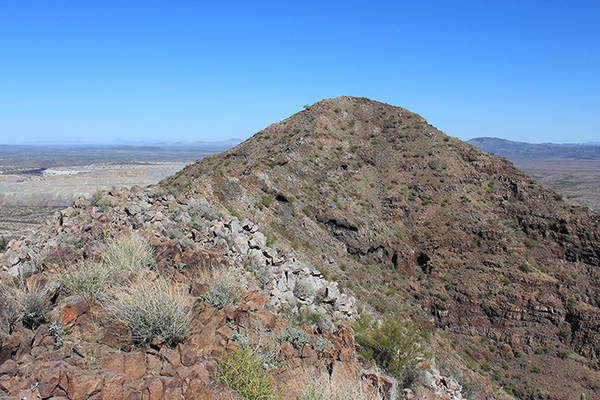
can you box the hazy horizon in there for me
[1,1,598,145]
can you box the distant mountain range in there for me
[467,137,600,159]
[9,139,244,147]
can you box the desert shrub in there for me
[17,289,49,329]
[353,314,430,388]
[0,236,7,251]
[189,215,205,231]
[102,233,155,272]
[89,190,115,210]
[244,253,272,287]
[220,347,280,400]
[60,262,112,299]
[280,327,310,347]
[203,267,242,308]
[188,199,221,221]
[294,279,316,300]
[108,275,192,346]
[300,371,384,400]
[313,337,334,352]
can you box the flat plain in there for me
[0,144,233,239]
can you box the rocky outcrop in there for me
[1,185,456,399]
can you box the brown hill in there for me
[165,96,600,399]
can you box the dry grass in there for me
[9,283,50,329]
[102,233,155,272]
[107,274,192,346]
[200,265,244,308]
[299,371,385,400]
[60,261,112,300]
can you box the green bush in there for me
[353,314,430,388]
[220,347,280,400]
[108,276,192,346]
[0,236,7,251]
[102,233,155,272]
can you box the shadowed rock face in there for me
[165,96,600,399]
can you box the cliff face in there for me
[166,96,600,399]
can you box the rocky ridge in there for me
[165,96,600,399]
[0,184,470,399]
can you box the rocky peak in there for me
[164,96,600,399]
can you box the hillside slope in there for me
[166,96,600,399]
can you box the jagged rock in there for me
[56,296,89,328]
[0,359,17,377]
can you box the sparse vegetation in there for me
[353,314,430,388]
[280,326,310,347]
[60,261,112,299]
[300,371,384,400]
[107,275,192,346]
[220,347,281,400]
[102,233,155,272]
[16,288,49,329]
[203,267,243,308]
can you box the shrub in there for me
[294,279,316,300]
[102,233,155,272]
[60,262,112,299]
[353,314,430,388]
[89,190,115,210]
[244,253,272,288]
[280,327,310,347]
[0,236,7,251]
[188,200,221,221]
[313,337,334,352]
[220,347,280,400]
[108,275,192,346]
[203,267,242,308]
[17,290,49,329]
[300,371,384,400]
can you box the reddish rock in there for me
[0,377,30,396]
[257,310,278,329]
[245,292,266,309]
[363,369,398,400]
[101,373,128,400]
[102,352,125,373]
[0,359,17,377]
[141,377,163,400]
[59,296,90,328]
[36,362,69,398]
[159,347,180,367]
[124,352,146,383]
[301,346,318,365]
[161,377,184,400]
[146,354,162,373]
[331,361,360,384]
[67,370,103,400]
[178,344,197,367]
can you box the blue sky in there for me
[0,0,598,145]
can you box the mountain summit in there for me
[166,96,600,399]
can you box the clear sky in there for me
[0,0,598,145]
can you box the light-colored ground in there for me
[0,162,189,206]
